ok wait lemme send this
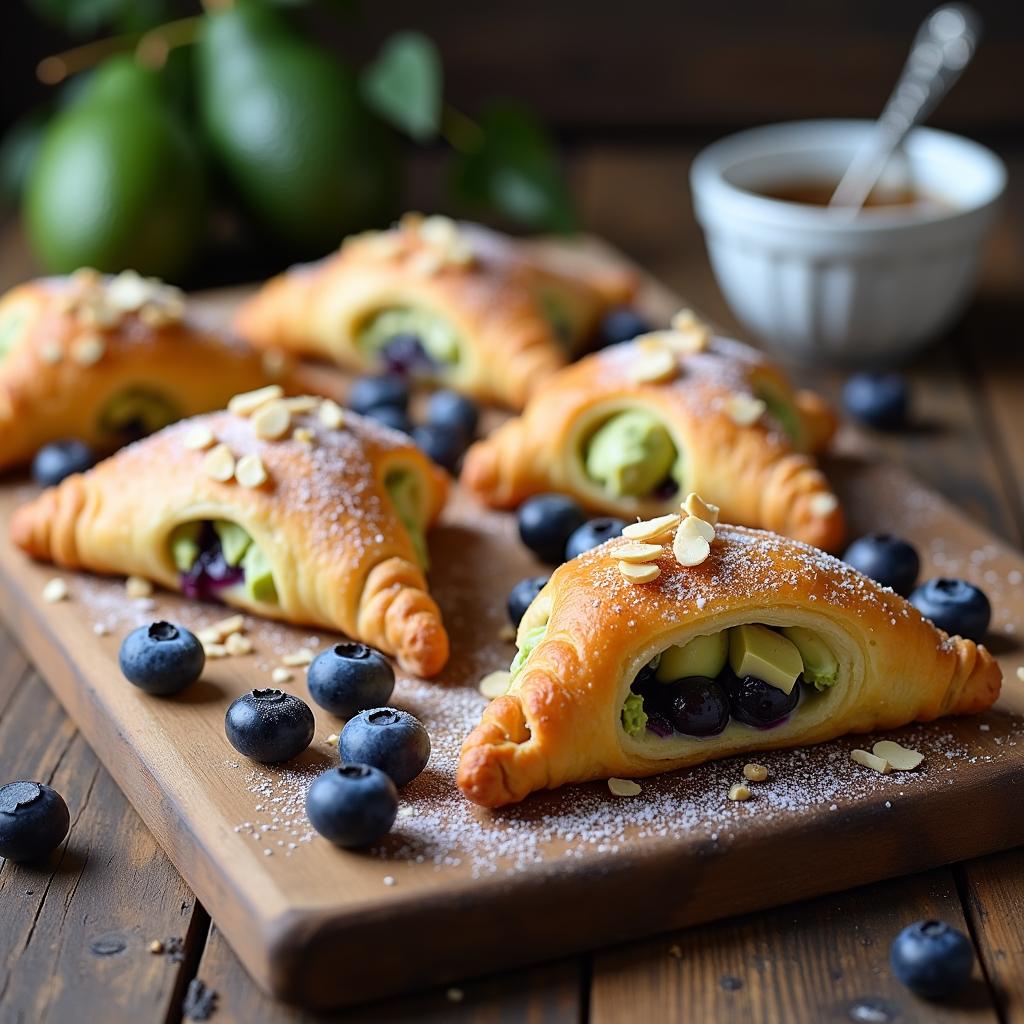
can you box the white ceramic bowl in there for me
[690,120,1006,364]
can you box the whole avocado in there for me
[23,57,207,280]
[196,1,396,254]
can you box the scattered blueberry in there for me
[364,404,412,435]
[565,516,627,560]
[599,307,652,348]
[0,781,70,862]
[224,689,315,764]
[517,493,587,563]
[723,672,800,728]
[412,423,467,472]
[305,764,398,848]
[118,621,205,696]
[339,708,431,787]
[307,642,395,718]
[842,372,909,430]
[843,533,920,596]
[31,439,96,487]
[507,575,549,628]
[426,389,479,441]
[909,579,991,641]
[348,375,410,416]
[890,920,973,999]
[662,677,731,736]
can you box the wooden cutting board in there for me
[0,244,1022,1010]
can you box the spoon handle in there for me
[829,4,982,211]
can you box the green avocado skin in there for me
[197,2,396,253]
[24,59,206,279]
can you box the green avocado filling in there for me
[170,522,202,573]
[621,693,648,736]
[98,387,180,441]
[357,306,461,367]
[168,520,277,605]
[509,623,548,679]
[584,410,683,498]
[537,289,576,349]
[0,304,27,361]
[753,383,803,448]
[385,468,428,568]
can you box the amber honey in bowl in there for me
[758,180,951,213]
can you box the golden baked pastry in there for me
[233,213,637,408]
[461,318,844,550]
[0,269,293,472]
[458,514,1000,807]
[11,391,450,676]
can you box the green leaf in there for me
[450,103,576,233]
[360,31,442,142]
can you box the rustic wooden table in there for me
[0,144,1021,1024]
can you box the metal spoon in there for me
[829,3,982,212]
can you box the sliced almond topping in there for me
[673,516,712,567]
[419,214,459,248]
[282,396,319,414]
[225,632,253,657]
[201,443,235,482]
[261,350,289,379]
[42,577,68,603]
[292,427,315,445]
[319,399,345,429]
[125,575,153,600]
[871,740,924,771]
[667,310,711,352]
[1017,666,1024,683]
[627,344,678,384]
[211,614,245,640]
[93,622,110,637]
[809,493,840,517]
[851,749,892,774]
[618,560,661,584]
[608,777,642,797]
[252,400,290,440]
[743,762,769,782]
[725,393,767,427]
[105,269,151,311]
[682,492,720,526]
[622,513,681,542]
[728,782,752,801]
[196,628,220,645]
[478,670,512,700]
[182,423,215,451]
[271,667,293,685]
[40,341,63,365]
[409,248,444,278]
[498,623,517,643]
[615,541,663,564]
[282,648,316,667]
[203,642,228,659]
[71,333,106,366]
[228,384,284,417]
[138,304,173,329]
[235,452,268,489]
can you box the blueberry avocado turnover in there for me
[457,522,1001,808]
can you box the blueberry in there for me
[339,708,430,787]
[119,621,205,696]
[890,920,973,999]
[507,575,549,628]
[517,493,587,564]
[842,372,910,430]
[348,375,410,416]
[307,642,395,718]
[364,404,412,435]
[305,764,398,848]
[426,389,479,440]
[565,516,627,560]
[412,423,467,472]
[32,439,96,487]
[909,579,991,641]
[843,533,920,596]
[599,307,652,348]
[663,677,731,737]
[724,672,800,728]
[0,781,70,862]
[224,689,315,764]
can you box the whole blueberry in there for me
[339,708,431,788]
[225,689,315,764]
[599,307,652,348]
[663,677,731,737]
[890,920,973,999]
[842,372,910,430]
[843,533,920,596]
[306,764,398,848]
[0,781,70,862]
[517,493,587,563]
[32,439,96,487]
[307,642,395,718]
[364,404,412,435]
[412,423,467,472]
[426,389,479,440]
[565,516,627,560]
[724,673,800,728]
[507,575,549,628]
[119,621,205,696]
[348,375,410,416]
[909,579,991,641]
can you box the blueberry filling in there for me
[170,521,276,605]
[381,334,437,377]
[357,307,461,378]
[178,524,245,601]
